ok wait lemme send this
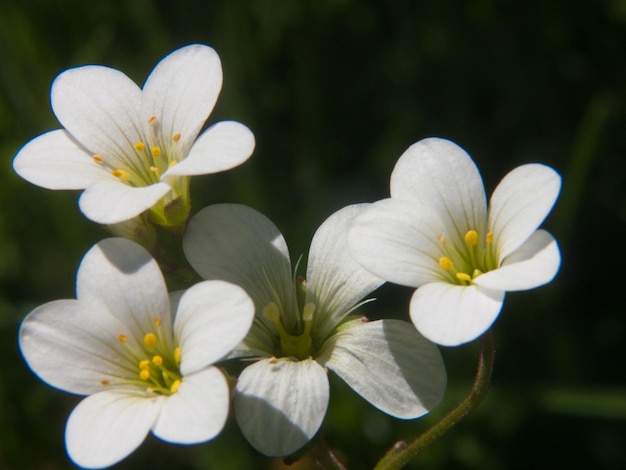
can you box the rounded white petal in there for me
[12,130,110,190]
[321,320,446,418]
[79,179,171,224]
[235,358,329,457]
[474,230,561,291]
[152,367,229,444]
[163,121,255,177]
[183,204,294,314]
[306,204,385,338]
[410,282,505,347]
[348,198,445,287]
[19,299,136,395]
[76,238,172,347]
[175,280,255,375]
[51,65,143,162]
[390,137,488,241]
[489,163,561,259]
[65,391,163,469]
[142,44,222,147]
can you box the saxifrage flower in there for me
[19,238,254,468]
[183,203,447,457]
[13,44,254,228]
[348,137,561,346]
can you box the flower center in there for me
[262,302,316,360]
[437,229,497,285]
[105,316,182,395]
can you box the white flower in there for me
[348,137,561,347]
[19,238,254,469]
[12,44,255,228]
[183,203,447,457]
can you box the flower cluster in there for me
[13,45,561,468]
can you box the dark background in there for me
[0,0,625,468]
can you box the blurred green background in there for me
[1,0,625,468]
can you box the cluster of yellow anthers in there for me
[91,115,180,187]
[262,302,316,361]
[438,229,497,285]
[104,316,182,395]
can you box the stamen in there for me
[439,235,447,246]
[151,146,161,157]
[170,380,181,393]
[100,379,110,385]
[464,230,479,245]
[168,161,177,168]
[174,347,181,364]
[140,370,151,380]
[92,154,104,164]
[135,141,146,152]
[456,272,472,282]
[152,355,163,366]
[150,166,159,174]
[143,333,158,349]
[439,256,454,270]
[139,360,150,370]
[147,115,157,125]
[154,317,162,327]
[118,334,128,343]
[472,269,482,279]
[486,232,494,243]
[172,133,181,143]
[112,169,131,181]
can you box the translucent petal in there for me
[163,121,255,177]
[51,65,144,166]
[410,282,505,346]
[76,238,173,348]
[235,358,329,457]
[12,130,110,189]
[306,204,384,338]
[390,137,488,244]
[489,163,561,259]
[79,179,171,224]
[152,367,229,444]
[348,198,446,287]
[142,44,222,149]
[321,320,446,418]
[65,391,163,469]
[474,230,561,291]
[175,280,254,375]
[183,204,294,319]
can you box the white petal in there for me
[348,198,446,287]
[12,130,110,189]
[321,320,446,418]
[79,179,171,224]
[175,280,254,375]
[19,299,136,395]
[489,163,561,259]
[390,137,488,242]
[410,282,505,346]
[76,238,172,347]
[235,358,329,457]
[306,204,385,338]
[183,204,294,316]
[142,44,222,148]
[152,367,229,444]
[51,65,144,163]
[474,230,561,291]
[163,121,255,177]
[65,391,163,469]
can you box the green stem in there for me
[309,434,347,470]
[374,330,496,470]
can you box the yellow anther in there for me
[439,256,454,270]
[151,146,161,157]
[154,317,162,327]
[172,133,181,143]
[174,347,181,364]
[472,269,483,279]
[170,379,181,394]
[118,334,128,343]
[456,272,472,282]
[486,232,494,243]
[140,370,151,380]
[150,166,159,173]
[143,332,158,348]
[147,115,157,124]
[439,235,447,246]
[92,154,104,164]
[152,355,163,366]
[464,230,479,245]
[139,360,150,370]
[135,141,146,152]
[168,160,177,168]
[100,379,110,386]
[112,169,131,181]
